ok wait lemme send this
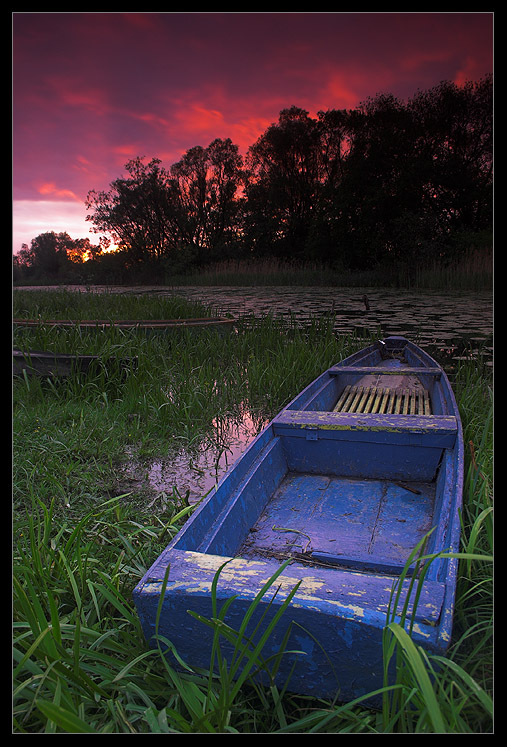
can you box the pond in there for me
[138,284,493,360]
[109,284,492,507]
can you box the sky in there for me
[12,11,493,255]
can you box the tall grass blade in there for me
[430,655,493,717]
[36,700,96,733]
[387,622,446,733]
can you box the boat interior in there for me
[173,339,460,581]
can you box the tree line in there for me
[14,76,492,285]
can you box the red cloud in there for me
[175,103,226,134]
[112,144,140,157]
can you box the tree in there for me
[408,76,493,242]
[333,93,426,268]
[86,143,244,269]
[169,138,244,262]
[14,232,75,279]
[86,157,175,264]
[75,77,491,278]
[308,108,354,265]
[244,107,322,259]
[14,231,106,282]
[65,236,102,263]
[316,108,352,190]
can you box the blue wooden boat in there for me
[133,336,464,704]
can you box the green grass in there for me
[13,290,493,733]
[13,287,214,321]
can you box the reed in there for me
[169,258,331,287]
[166,249,492,291]
[13,290,493,732]
[405,248,494,292]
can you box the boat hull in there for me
[13,317,235,333]
[133,336,464,703]
[13,349,137,378]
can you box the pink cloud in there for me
[454,56,491,87]
[134,111,172,130]
[228,116,275,152]
[37,182,80,201]
[43,75,110,116]
[401,49,453,73]
[112,144,141,158]
[317,70,371,111]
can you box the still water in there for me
[121,407,271,509]
[111,284,492,508]
[139,284,493,352]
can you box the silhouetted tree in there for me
[86,157,174,264]
[18,77,491,284]
[309,108,356,265]
[14,231,97,281]
[65,236,102,263]
[243,107,322,259]
[169,138,244,263]
[408,76,493,246]
[333,94,424,268]
[86,142,244,269]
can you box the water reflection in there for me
[122,407,270,507]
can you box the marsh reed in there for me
[164,249,492,291]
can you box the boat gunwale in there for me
[13,317,234,328]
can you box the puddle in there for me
[120,408,270,508]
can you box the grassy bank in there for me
[13,287,215,321]
[13,291,493,732]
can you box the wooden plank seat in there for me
[272,410,458,480]
[273,410,457,441]
[334,383,432,415]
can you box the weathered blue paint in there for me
[133,337,464,705]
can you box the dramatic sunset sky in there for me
[12,11,493,254]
